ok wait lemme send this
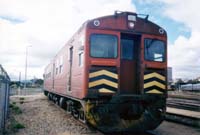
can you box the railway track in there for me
[166,94,200,127]
[167,98,200,111]
[52,100,158,135]
[66,111,157,135]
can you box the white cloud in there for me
[168,31,200,79]
[159,0,200,79]
[0,0,136,80]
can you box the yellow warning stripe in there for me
[89,70,118,79]
[146,89,163,94]
[144,72,165,81]
[89,79,118,88]
[99,88,115,93]
[144,81,165,89]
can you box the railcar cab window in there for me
[121,38,134,60]
[90,34,118,58]
[144,39,165,62]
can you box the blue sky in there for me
[132,0,191,44]
[0,15,25,24]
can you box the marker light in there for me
[129,22,135,28]
[94,20,100,26]
[159,28,164,34]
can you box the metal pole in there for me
[19,71,21,87]
[24,47,28,91]
[19,71,21,95]
[24,45,31,95]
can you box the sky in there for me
[0,0,199,81]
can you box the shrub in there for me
[19,97,25,100]
[13,123,25,129]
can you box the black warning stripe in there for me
[144,71,166,94]
[144,77,165,84]
[88,67,118,93]
[144,86,165,93]
[89,84,117,92]
[89,75,118,83]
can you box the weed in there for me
[20,101,24,104]
[12,122,25,129]
[19,97,25,100]
[5,116,25,134]
[12,105,22,114]
[9,104,14,108]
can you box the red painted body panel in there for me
[44,12,167,99]
[44,26,86,99]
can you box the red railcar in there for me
[44,11,167,132]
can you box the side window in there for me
[79,52,84,67]
[121,39,134,60]
[59,65,62,73]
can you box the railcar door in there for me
[52,63,55,90]
[67,46,73,92]
[120,34,140,94]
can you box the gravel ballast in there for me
[5,93,200,135]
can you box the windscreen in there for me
[90,34,118,58]
[144,39,165,62]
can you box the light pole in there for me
[24,45,32,93]
[13,69,21,95]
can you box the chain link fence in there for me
[0,65,10,133]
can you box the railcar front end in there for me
[83,12,167,132]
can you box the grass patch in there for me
[19,101,24,104]
[10,103,22,114]
[5,116,25,134]
[9,103,14,108]
[12,122,25,129]
[12,106,22,114]
[19,97,25,100]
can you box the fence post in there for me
[0,65,10,134]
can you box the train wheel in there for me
[72,108,79,119]
[66,101,72,114]
[47,93,51,100]
[79,110,86,123]
[44,91,48,96]
[55,97,59,105]
[59,97,67,109]
[52,95,55,102]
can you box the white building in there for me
[167,67,173,83]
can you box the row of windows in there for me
[69,46,84,67]
[45,72,51,78]
[55,65,63,75]
[44,65,62,78]
[45,65,62,78]
[45,51,83,79]
[45,34,165,79]
[90,34,166,62]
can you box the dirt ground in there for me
[5,93,200,135]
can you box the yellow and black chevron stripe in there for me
[144,72,166,94]
[89,69,118,93]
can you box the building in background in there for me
[197,77,200,82]
[167,67,173,83]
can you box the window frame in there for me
[89,33,118,59]
[78,51,84,67]
[144,38,166,62]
